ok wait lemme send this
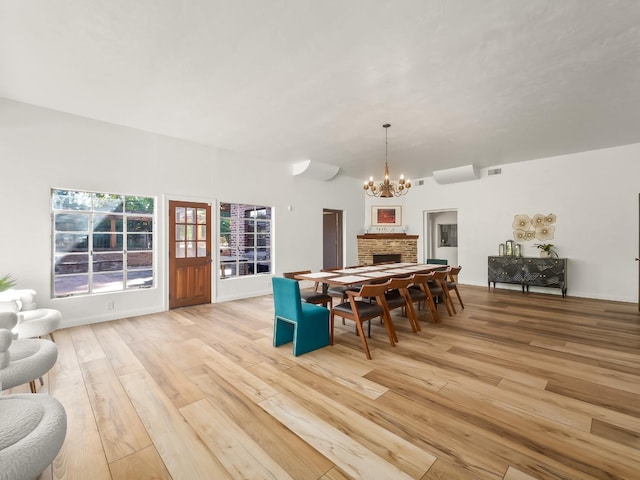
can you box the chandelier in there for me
[363,124,411,197]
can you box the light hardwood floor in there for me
[15,285,640,479]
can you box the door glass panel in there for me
[186,241,196,257]
[176,225,186,241]
[186,208,195,224]
[175,207,186,223]
[197,208,207,224]
[186,225,195,241]
[176,242,185,258]
[197,241,207,257]
[197,225,206,240]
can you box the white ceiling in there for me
[1,0,639,180]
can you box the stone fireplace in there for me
[357,233,419,265]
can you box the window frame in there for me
[51,189,155,298]
[219,202,272,279]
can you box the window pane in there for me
[127,251,152,269]
[54,274,89,296]
[93,214,123,232]
[176,207,186,223]
[256,220,270,233]
[127,269,153,288]
[55,233,88,253]
[93,252,123,272]
[186,208,195,224]
[244,219,255,233]
[55,254,89,274]
[127,233,152,250]
[93,193,123,212]
[186,241,196,257]
[197,225,206,240]
[55,213,88,232]
[93,233,123,252]
[197,241,207,257]
[176,225,185,241]
[186,225,195,241]
[176,242,185,258]
[197,208,207,224]
[52,190,91,211]
[93,272,124,293]
[126,196,154,214]
[127,217,153,232]
[255,207,271,220]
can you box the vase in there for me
[540,250,550,258]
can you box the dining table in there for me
[294,262,447,291]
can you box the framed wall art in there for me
[371,206,402,226]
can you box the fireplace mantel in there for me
[357,234,419,240]
[357,233,419,265]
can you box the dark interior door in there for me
[323,209,342,269]
[169,201,212,308]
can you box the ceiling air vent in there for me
[488,168,502,176]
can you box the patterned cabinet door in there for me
[488,256,523,285]
[522,258,566,288]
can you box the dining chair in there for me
[330,282,396,360]
[444,266,465,310]
[271,277,330,356]
[410,272,443,322]
[431,270,456,315]
[384,277,420,333]
[283,271,332,308]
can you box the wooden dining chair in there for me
[283,271,332,308]
[431,270,456,315]
[409,273,441,323]
[330,282,396,360]
[444,266,464,310]
[385,277,420,333]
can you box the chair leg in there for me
[453,286,464,309]
[354,320,372,360]
[49,331,56,342]
[30,380,37,393]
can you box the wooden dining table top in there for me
[294,262,446,286]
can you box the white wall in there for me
[0,99,364,327]
[392,145,640,302]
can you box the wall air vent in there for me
[417,179,424,186]
[488,168,502,176]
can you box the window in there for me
[52,189,155,297]
[220,203,272,278]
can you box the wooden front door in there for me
[169,201,212,308]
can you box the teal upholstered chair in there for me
[272,277,330,356]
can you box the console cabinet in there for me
[488,256,567,297]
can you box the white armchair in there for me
[0,388,67,480]
[0,289,61,341]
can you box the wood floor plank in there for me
[69,324,106,364]
[91,324,145,376]
[181,398,296,480]
[184,363,333,479]
[119,369,232,479]
[108,446,171,480]
[80,358,152,462]
[260,393,416,480]
[127,339,205,408]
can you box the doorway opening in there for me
[424,209,458,265]
[323,209,343,270]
